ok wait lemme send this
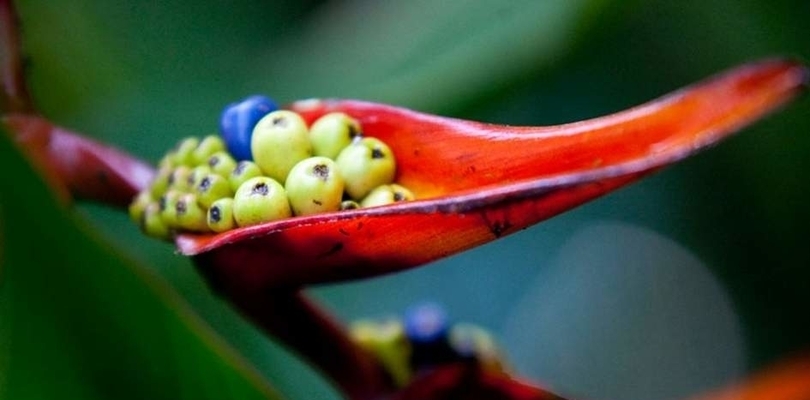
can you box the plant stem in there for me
[196,280,394,400]
[0,0,32,113]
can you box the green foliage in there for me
[0,133,281,400]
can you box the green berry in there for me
[285,157,344,216]
[173,137,200,166]
[196,173,233,209]
[340,200,360,211]
[251,110,312,184]
[129,191,152,224]
[192,135,226,165]
[207,151,238,177]
[448,323,507,374]
[188,165,212,189]
[159,190,183,227]
[309,112,361,159]
[233,177,291,227]
[168,165,193,192]
[158,153,176,169]
[142,202,171,240]
[336,137,396,200]
[149,165,173,198]
[228,160,263,192]
[175,193,209,232]
[207,198,236,233]
[351,319,412,387]
[360,184,414,208]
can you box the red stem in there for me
[195,281,394,400]
[0,0,32,113]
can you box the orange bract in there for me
[173,60,805,291]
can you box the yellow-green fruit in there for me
[360,184,414,208]
[149,165,173,198]
[142,202,171,240]
[251,110,312,184]
[168,165,193,192]
[175,193,209,232]
[340,200,360,211]
[233,177,291,227]
[336,137,396,200]
[448,323,508,374]
[196,173,233,209]
[229,160,263,192]
[285,157,344,216]
[192,135,226,165]
[207,198,236,233]
[173,137,200,166]
[207,151,237,177]
[188,165,212,189]
[309,112,361,159]
[159,190,183,227]
[129,191,152,224]
[350,319,412,387]
[158,152,176,169]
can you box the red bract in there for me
[181,59,807,292]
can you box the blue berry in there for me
[403,302,449,345]
[219,95,278,161]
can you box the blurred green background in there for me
[2,1,808,399]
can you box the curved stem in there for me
[2,114,154,207]
[0,0,32,113]
[193,269,394,400]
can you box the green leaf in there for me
[249,0,610,112]
[0,132,282,400]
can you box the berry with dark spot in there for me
[285,157,344,216]
[233,176,291,226]
[251,110,313,184]
[336,137,396,200]
[309,112,362,159]
[229,160,263,192]
[361,184,415,208]
[207,198,236,233]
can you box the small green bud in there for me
[285,157,345,216]
[196,173,233,209]
[168,165,193,192]
[142,202,171,240]
[159,190,183,228]
[188,165,212,189]
[149,165,173,198]
[207,198,236,233]
[158,153,176,169]
[336,137,396,200]
[448,323,508,374]
[233,177,292,227]
[175,193,210,232]
[207,151,238,177]
[340,200,360,211]
[309,112,361,159]
[360,184,414,208]
[172,137,200,166]
[129,191,152,224]
[228,160,263,192]
[192,135,226,165]
[351,319,412,387]
[251,110,312,184]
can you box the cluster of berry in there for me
[351,303,508,387]
[129,95,414,240]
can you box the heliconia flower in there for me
[175,59,807,292]
[2,51,808,400]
